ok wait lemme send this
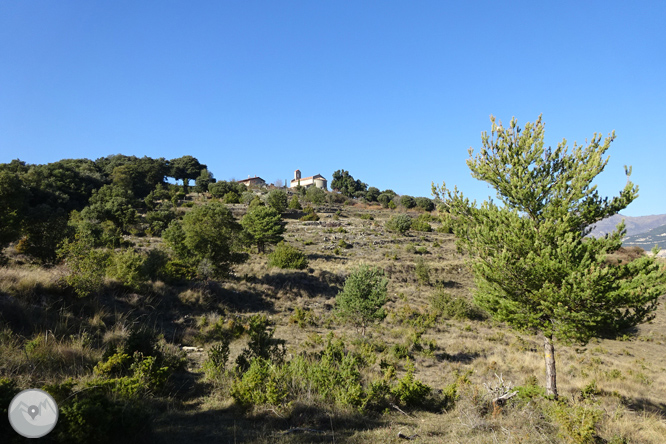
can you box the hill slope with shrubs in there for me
[1,163,665,443]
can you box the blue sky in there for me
[1,1,664,217]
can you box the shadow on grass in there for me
[306,253,348,263]
[165,368,209,403]
[434,279,464,289]
[151,402,384,444]
[436,350,481,364]
[256,270,344,299]
[621,396,666,417]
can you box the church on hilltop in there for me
[289,170,327,190]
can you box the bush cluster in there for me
[268,242,308,269]
[411,218,432,232]
[299,206,320,221]
[234,315,285,373]
[430,289,486,321]
[385,214,412,234]
[231,336,440,413]
[288,195,302,210]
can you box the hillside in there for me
[1,196,665,444]
[623,223,666,252]
[588,213,666,239]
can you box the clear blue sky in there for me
[1,1,664,217]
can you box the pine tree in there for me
[434,115,666,398]
[335,264,388,335]
[241,205,285,253]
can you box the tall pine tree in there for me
[434,115,666,398]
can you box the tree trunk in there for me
[544,334,558,399]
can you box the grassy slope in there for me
[2,200,666,443]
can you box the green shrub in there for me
[400,195,416,209]
[141,248,169,280]
[106,248,148,291]
[580,380,600,400]
[411,218,432,232]
[437,215,454,233]
[211,316,246,340]
[59,234,111,297]
[235,315,285,372]
[56,389,150,444]
[266,189,288,213]
[162,202,247,278]
[162,259,197,283]
[203,338,231,380]
[230,334,438,413]
[172,190,186,205]
[385,214,412,234]
[390,343,410,360]
[377,193,391,208]
[548,401,603,444]
[144,204,177,236]
[241,205,285,253]
[232,336,366,410]
[268,242,308,270]
[415,257,430,285]
[305,186,326,204]
[91,351,171,399]
[289,307,318,328]
[338,239,352,249]
[114,327,160,358]
[241,191,256,204]
[365,187,380,202]
[415,197,435,212]
[288,195,302,210]
[391,359,431,407]
[94,352,133,377]
[299,206,320,221]
[513,376,546,407]
[360,213,374,220]
[231,357,289,407]
[430,289,485,320]
[327,192,347,205]
[388,201,397,210]
[223,191,241,204]
[336,265,388,335]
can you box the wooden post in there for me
[544,334,558,399]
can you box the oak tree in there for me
[163,202,247,277]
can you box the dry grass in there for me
[0,264,68,299]
[2,202,666,443]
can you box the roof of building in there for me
[290,174,326,183]
[238,176,265,183]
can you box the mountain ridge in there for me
[588,213,666,238]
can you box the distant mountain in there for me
[587,214,666,239]
[622,224,666,251]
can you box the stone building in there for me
[237,176,266,187]
[289,170,327,190]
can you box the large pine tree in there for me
[434,115,666,398]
